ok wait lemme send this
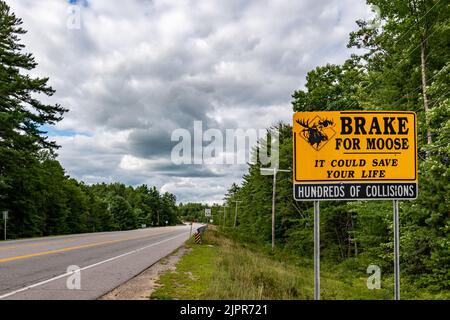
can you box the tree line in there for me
[222,0,449,292]
[0,1,180,239]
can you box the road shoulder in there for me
[99,245,192,300]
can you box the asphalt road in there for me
[0,224,201,300]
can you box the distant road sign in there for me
[293,111,417,201]
[2,211,8,220]
[205,208,212,217]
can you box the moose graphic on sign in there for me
[296,116,336,151]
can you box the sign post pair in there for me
[293,111,417,300]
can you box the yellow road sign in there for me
[293,111,417,201]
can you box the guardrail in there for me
[197,225,208,235]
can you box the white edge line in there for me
[0,231,189,299]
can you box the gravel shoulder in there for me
[99,245,192,300]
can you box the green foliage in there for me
[292,60,364,112]
[154,230,447,300]
[1,173,183,238]
[178,202,222,224]
[0,2,182,238]
[152,244,218,300]
[221,0,450,294]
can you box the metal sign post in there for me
[314,201,320,300]
[271,169,277,250]
[261,167,291,251]
[393,200,400,300]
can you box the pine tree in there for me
[0,1,66,231]
[0,1,66,152]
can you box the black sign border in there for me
[293,182,418,201]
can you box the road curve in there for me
[0,224,201,300]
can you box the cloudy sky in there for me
[9,0,373,204]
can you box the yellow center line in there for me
[0,238,91,251]
[0,231,175,263]
[0,228,177,252]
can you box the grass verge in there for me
[151,228,449,300]
[151,234,218,300]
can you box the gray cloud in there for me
[9,0,373,203]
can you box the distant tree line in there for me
[178,202,222,224]
[0,1,180,239]
[223,0,449,292]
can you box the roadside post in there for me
[194,231,201,244]
[393,199,400,300]
[260,167,290,251]
[313,201,320,300]
[222,205,229,227]
[293,111,417,300]
[195,225,208,244]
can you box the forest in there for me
[1,157,181,239]
[221,0,449,293]
[0,0,448,295]
[0,1,180,239]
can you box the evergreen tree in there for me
[0,1,67,224]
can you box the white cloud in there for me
[9,0,373,203]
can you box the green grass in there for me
[204,231,390,300]
[151,237,218,300]
[151,229,449,300]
